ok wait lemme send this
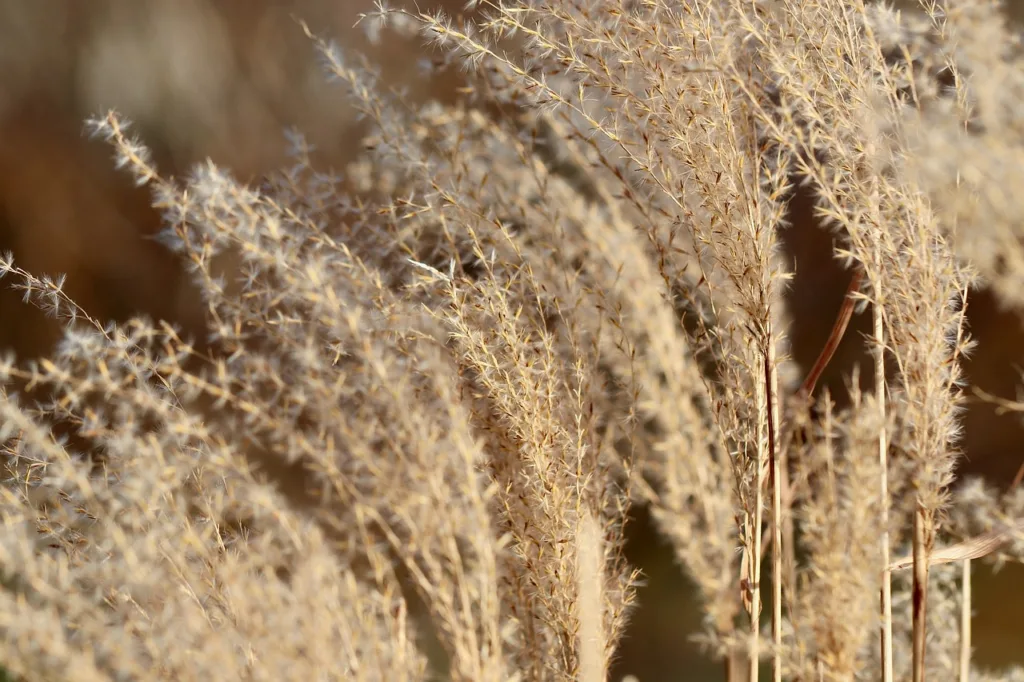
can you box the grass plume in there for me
[2,0,1024,680]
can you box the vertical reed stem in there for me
[912,507,929,682]
[875,279,893,682]
[750,392,764,682]
[766,337,782,682]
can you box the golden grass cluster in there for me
[2,0,1024,680]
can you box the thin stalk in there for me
[753,489,761,679]
[766,266,863,651]
[765,337,782,682]
[912,507,929,682]
[780,442,797,634]
[959,559,971,682]
[876,282,893,682]
[750,383,765,682]
[747,563,761,680]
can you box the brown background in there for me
[0,1,1020,678]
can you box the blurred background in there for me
[0,1,1021,678]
